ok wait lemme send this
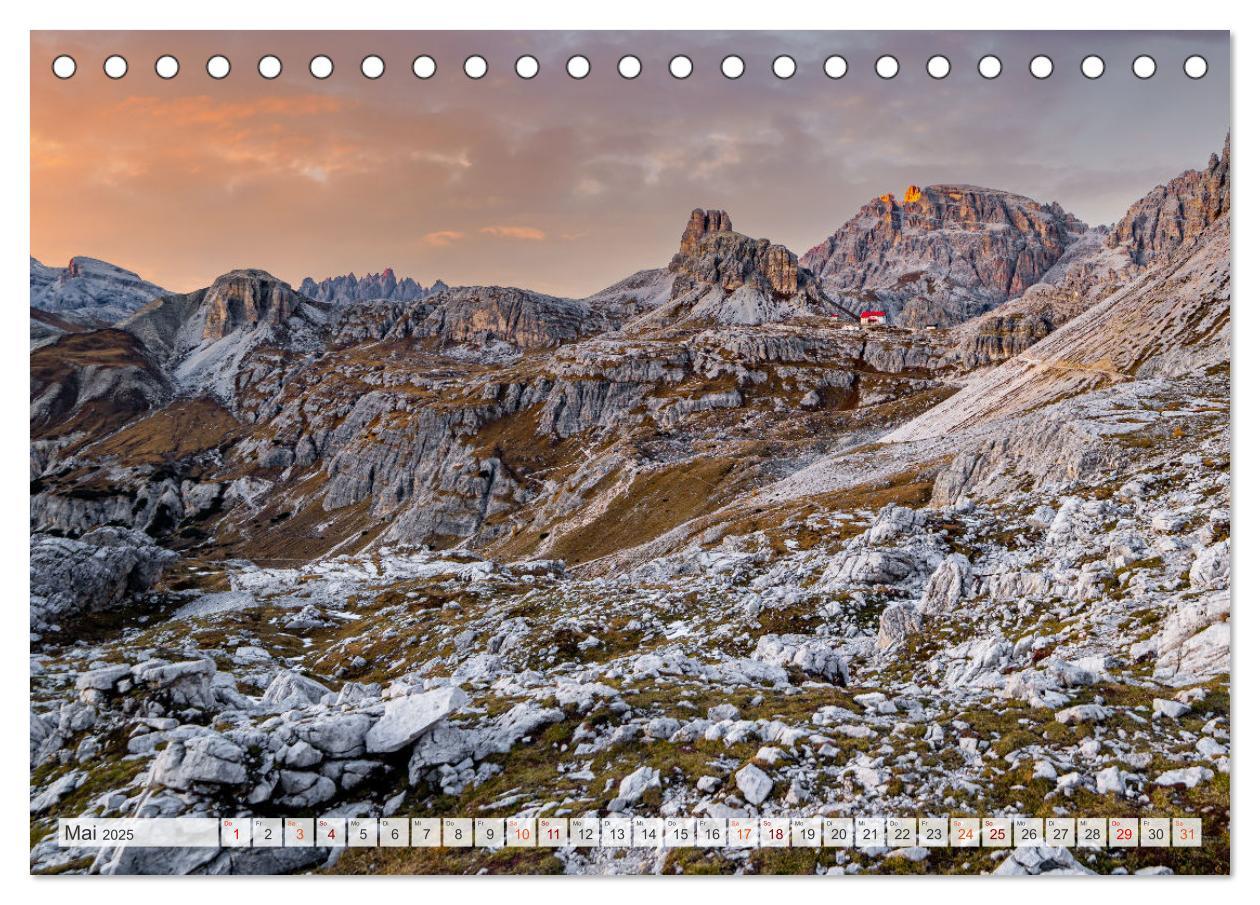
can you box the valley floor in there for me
[29,369,1231,875]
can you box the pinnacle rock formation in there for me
[300,268,438,305]
[660,209,849,325]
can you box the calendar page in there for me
[29,30,1229,877]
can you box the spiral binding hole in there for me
[258,55,282,80]
[154,55,179,79]
[309,55,334,80]
[206,55,231,79]
[823,55,848,79]
[926,55,950,79]
[669,55,693,79]
[875,55,899,79]
[412,55,436,79]
[464,55,488,79]
[51,54,76,79]
[515,55,539,79]
[103,55,128,79]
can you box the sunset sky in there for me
[31,31,1229,298]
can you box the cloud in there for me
[115,94,345,127]
[422,230,465,247]
[479,225,546,241]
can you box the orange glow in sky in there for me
[31,31,1229,297]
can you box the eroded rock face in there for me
[29,528,177,634]
[803,184,1087,327]
[679,208,733,257]
[1109,138,1230,266]
[202,270,302,341]
[664,209,849,324]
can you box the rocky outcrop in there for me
[803,185,1087,327]
[654,210,850,325]
[889,211,1230,444]
[947,138,1230,369]
[29,528,176,634]
[201,270,303,341]
[415,286,599,350]
[122,270,326,402]
[329,286,601,353]
[679,209,733,256]
[1109,138,1230,266]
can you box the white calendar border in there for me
[5,0,1245,902]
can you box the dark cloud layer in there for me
[31,31,1229,296]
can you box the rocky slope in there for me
[947,142,1230,371]
[802,186,1087,328]
[300,269,444,305]
[31,256,169,325]
[887,193,1229,443]
[120,270,329,402]
[1108,138,1230,266]
[29,147,1230,875]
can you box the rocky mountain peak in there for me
[202,269,305,341]
[802,184,1087,327]
[679,208,733,256]
[29,255,169,326]
[670,209,808,297]
[1107,137,1230,266]
[299,268,434,305]
[654,209,849,325]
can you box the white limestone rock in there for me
[735,762,773,805]
[365,686,468,754]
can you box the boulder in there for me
[1152,698,1191,720]
[153,734,248,789]
[1154,766,1213,788]
[1189,541,1229,590]
[735,763,773,806]
[365,686,468,754]
[618,766,661,804]
[992,846,1094,876]
[918,554,973,615]
[295,712,373,758]
[1055,704,1109,725]
[753,634,849,684]
[29,528,176,633]
[876,602,922,652]
[261,671,331,712]
[1151,590,1229,684]
[829,550,917,585]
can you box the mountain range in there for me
[29,140,1231,876]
